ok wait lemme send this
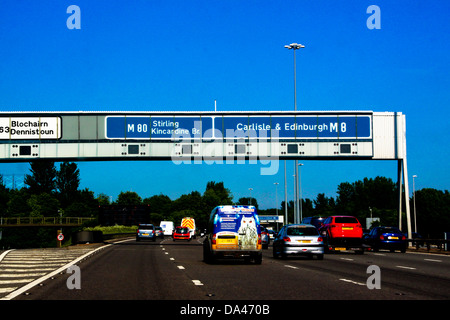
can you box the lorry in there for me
[160,221,174,236]
[181,217,196,239]
[203,205,262,264]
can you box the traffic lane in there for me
[159,239,417,300]
[287,250,450,299]
[363,250,450,278]
[15,238,209,300]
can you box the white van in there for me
[160,221,174,236]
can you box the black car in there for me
[301,216,326,229]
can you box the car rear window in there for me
[334,217,358,224]
[379,227,401,234]
[176,227,189,233]
[287,227,318,236]
[138,225,154,230]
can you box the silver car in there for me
[273,224,324,260]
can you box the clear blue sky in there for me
[0,0,449,209]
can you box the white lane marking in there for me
[396,265,416,270]
[0,244,112,301]
[192,280,203,286]
[0,272,47,278]
[424,258,442,262]
[339,279,366,286]
[0,250,15,263]
[340,258,354,261]
[177,266,185,270]
[170,258,175,261]
[284,265,299,269]
[0,279,37,285]
[0,287,18,294]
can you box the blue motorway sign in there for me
[106,116,213,139]
[214,115,371,139]
[106,114,371,140]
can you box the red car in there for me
[173,226,191,241]
[318,216,364,254]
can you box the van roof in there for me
[217,205,256,209]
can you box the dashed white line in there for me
[177,266,185,270]
[424,258,442,262]
[396,265,416,270]
[340,258,354,261]
[284,265,299,269]
[192,280,203,286]
[339,279,366,286]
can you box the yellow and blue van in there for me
[203,205,262,264]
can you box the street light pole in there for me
[298,163,303,222]
[285,43,305,225]
[412,175,417,233]
[274,182,279,230]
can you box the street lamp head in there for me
[284,43,305,50]
[413,175,417,178]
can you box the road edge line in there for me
[0,244,112,300]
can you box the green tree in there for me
[143,194,172,216]
[96,193,111,206]
[203,183,232,212]
[65,188,98,217]
[313,193,335,216]
[56,162,80,208]
[7,188,31,217]
[413,188,450,237]
[25,161,57,194]
[0,175,11,215]
[335,176,398,226]
[116,191,142,205]
[237,197,258,210]
[27,193,60,217]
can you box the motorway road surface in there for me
[1,237,448,315]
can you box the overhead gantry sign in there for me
[0,110,412,238]
[0,111,401,161]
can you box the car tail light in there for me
[283,236,291,242]
[212,234,217,244]
[380,235,385,240]
[258,234,261,245]
[317,237,323,242]
[401,235,406,240]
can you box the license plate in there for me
[297,240,311,243]
[335,247,346,251]
[342,227,353,230]
[388,236,398,239]
[218,239,235,244]
[142,233,149,236]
